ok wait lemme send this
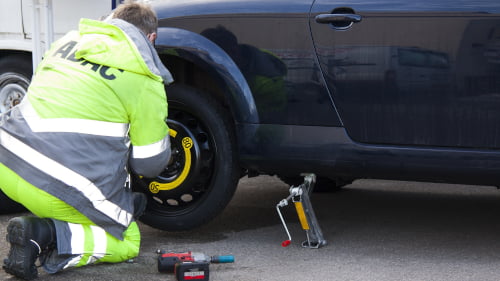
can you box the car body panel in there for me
[311,2,500,148]
[152,0,500,186]
[238,124,500,186]
[155,27,258,123]
[154,0,342,126]
[153,0,313,18]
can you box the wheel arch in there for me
[0,50,32,63]
[155,27,258,124]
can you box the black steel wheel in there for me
[132,84,239,231]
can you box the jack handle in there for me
[275,182,304,247]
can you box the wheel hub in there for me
[144,116,215,211]
[0,73,28,113]
[148,122,198,193]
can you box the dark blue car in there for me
[2,0,500,232]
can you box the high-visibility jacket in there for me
[0,18,173,239]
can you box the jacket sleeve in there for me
[128,79,170,178]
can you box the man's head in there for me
[112,1,158,43]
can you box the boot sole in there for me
[3,217,38,280]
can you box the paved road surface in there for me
[1,176,500,280]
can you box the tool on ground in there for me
[276,173,327,249]
[157,250,234,281]
[174,261,210,281]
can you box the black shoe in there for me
[3,217,56,280]
[133,192,147,219]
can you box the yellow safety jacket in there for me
[0,18,173,239]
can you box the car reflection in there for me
[322,46,452,103]
[201,25,288,122]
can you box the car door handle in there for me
[315,13,362,24]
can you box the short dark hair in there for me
[113,2,158,34]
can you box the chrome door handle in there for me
[315,13,362,24]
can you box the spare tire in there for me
[132,84,239,231]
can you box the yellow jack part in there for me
[294,202,310,230]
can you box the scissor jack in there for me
[276,173,327,249]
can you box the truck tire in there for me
[0,54,32,113]
[131,84,239,231]
[0,54,30,214]
[0,189,27,214]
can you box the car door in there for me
[310,1,500,149]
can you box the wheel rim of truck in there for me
[0,72,28,113]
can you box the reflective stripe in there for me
[19,99,129,137]
[68,223,85,254]
[0,129,132,227]
[64,255,84,270]
[89,225,107,263]
[132,135,169,159]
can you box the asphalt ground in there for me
[1,176,500,281]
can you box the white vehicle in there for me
[0,0,120,113]
[0,0,121,212]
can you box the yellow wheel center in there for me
[149,129,193,193]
